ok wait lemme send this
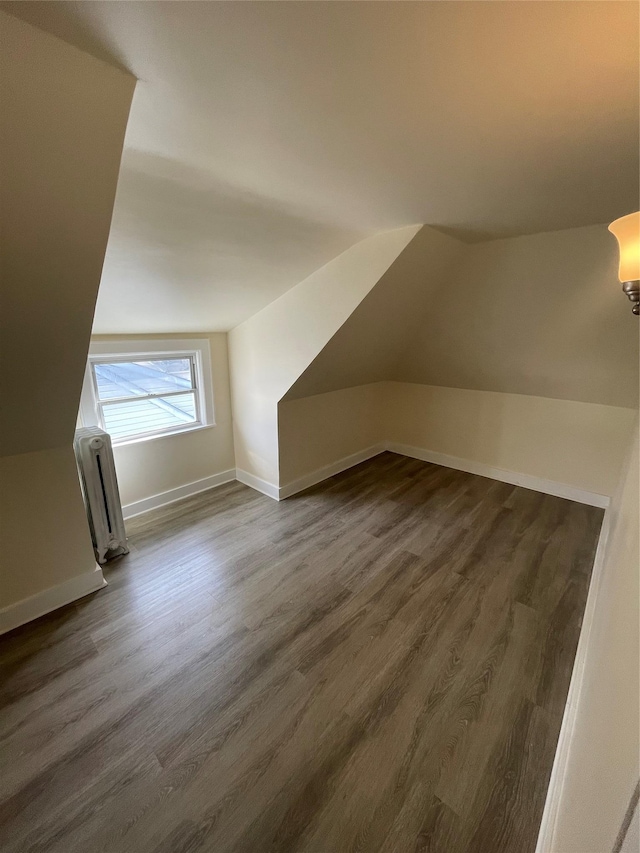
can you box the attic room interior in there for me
[1,1,639,851]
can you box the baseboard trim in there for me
[0,565,107,636]
[534,508,612,852]
[384,442,610,509]
[236,468,281,501]
[269,442,611,506]
[123,447,610,513]
[123,469,237,519]
[279,444,386,499]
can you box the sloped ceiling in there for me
[230,225,420,483]
[288,224,639,409]
[3,1,639,333]
[0,11,134,457]
[283,226,465,400]
[395,225,640,408]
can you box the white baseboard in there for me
[123,469,237,519]
[235,468,281,501]
[0,564,107,636]
[121,445,609,513]
[384,442,610,509]
[279,444,385,499]
[250,442,610,506]
[534,509,611,852]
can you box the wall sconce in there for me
[608,211,640,315]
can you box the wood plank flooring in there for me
[0,452,603,853]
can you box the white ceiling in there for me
[6,1,639,332]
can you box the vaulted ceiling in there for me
[4,1,639,332]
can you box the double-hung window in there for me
[80,339,214,445]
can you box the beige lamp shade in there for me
[608,211,640,283]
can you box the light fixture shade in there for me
[608,211,640,283]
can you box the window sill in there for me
[111,422,216,449]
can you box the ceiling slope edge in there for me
[284,226,466,401]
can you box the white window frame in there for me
[79,338,215,446]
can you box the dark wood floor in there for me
[0,453,603,853]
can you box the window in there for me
[80,339,214,445]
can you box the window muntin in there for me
[80,340,214,445]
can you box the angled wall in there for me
[383,225,638,497]
[1,13,135,457]
[279,223,638,497]
[395,224,638,408]
[288,223,637,408]
[228,225,420,487]
[284,226,465,400]
[0,12,134,629]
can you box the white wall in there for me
[285,225,464,400]
[0,448,103,613]
[287,223,638,411]
[279,382,634,501]
[229,225,420,485]
[278,380,635,500]
[278,384,384,486]
[620,802,639,853]
[395,224,638,409]
[383,382,636,498]
[0,12,134,624]
[91,334,235,509]
[0,11,135,458]
[547,422,639,853]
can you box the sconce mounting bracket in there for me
[622,281,640,315]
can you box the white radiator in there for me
[74,427,129,564]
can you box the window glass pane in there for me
[94,358,194,401]
[101,392,197,440]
